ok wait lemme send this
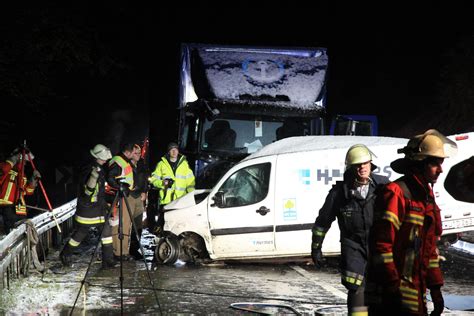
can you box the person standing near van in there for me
[129,144,148,260]
[311,144,389,316]
[149,142,195,233]
[371,129,456,315]
[107,143,135,260]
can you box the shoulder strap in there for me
[396,180,412,200]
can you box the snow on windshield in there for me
[198,47,328,110]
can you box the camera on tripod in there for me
[116,176,131,195]
[163,177,174,188]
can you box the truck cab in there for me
[178,44,329,189]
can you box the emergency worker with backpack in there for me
[60,144,118,269]
[0,147,40,234]
[370,129,457,315]
[311,144,390,316]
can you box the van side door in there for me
[207,156,276,258]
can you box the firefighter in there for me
[311,144,390,316]
[0,147,40,234]
[149,142,195,233]
[371,129,457,315]
[60,144,118,269]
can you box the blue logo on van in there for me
[298,169,311,185]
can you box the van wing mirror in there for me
[211,191,225,208]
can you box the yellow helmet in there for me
[399,129,457,161]
[90,144,112,160]
[345,144,375,168]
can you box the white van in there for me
[155,134,474,264]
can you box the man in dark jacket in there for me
[311,144,390,316]
[60,144,118,269]
[129,144,148,260]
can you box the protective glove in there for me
[7,153,20,165]
[86,166,100,189]
[311,246,323,268]
[25,151,35,162]
[29,170,41,185]
[32,170,41,179]
[430,286,444,316]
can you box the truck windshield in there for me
[201,117,309,154]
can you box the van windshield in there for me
[201,118,309,154]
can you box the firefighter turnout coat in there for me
[312,172,389,290]
[372,173,444,315]
[0,159,36,215]
[74,161,109,225]
[150,154,195,205]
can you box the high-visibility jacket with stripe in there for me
[75,162,109,225]
[0,160,36,215]
[372,173,443,315]
[312,172,389,291]
[107,154,134,190]
[150,154,195,205]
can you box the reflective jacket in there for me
[107,154,134,190]
[75,161,108,225]
[312,172,389,290]
[372,173,443,315]
[150,154,195,205]
[0,160,36,215]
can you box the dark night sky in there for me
[149,6,471,139]
[1,3,472,205]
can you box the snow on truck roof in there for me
[181,44,328,110]
[244,135,409,161]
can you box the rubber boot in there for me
[102,244,119,269]
[348,306,368,316]
[60,244,73,267]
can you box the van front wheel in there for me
[155,236,180,264]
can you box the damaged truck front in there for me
[178,44,330,189]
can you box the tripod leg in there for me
[70,199,116,315]
[122,194,162,312]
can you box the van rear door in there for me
[207,156,276,257]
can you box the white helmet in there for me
[345,144,375,169]
[90,144,112,161]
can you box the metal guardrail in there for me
[0,199,77,289]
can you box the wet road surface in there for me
[1,230,474,315]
